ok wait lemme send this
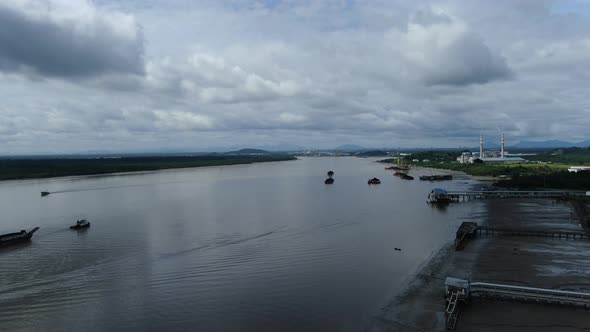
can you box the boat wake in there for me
[159,227,287,259]
[48,180,194,195]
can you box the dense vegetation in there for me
[355,150,388,157]
[408,161,559,177]
[496,171,590,190]
[402,150,462,162]
[0,155,296,181]
[528,147,590,164]
[379,148,590,189]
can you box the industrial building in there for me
[568,166,590,173]
[457,133,526,164]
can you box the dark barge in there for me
[400,174,414,180]
[368,177,381,185]
[0,227,40,246]
[419,175,452,181]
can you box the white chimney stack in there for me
[480,134,484,159]
[501,133,505,159]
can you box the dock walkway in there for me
[445,277,590,330]
[453,222,588,250]
[477,226,590,240]
[428,189,587,203]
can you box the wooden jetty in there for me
[477,226,590,240]
[453,222,589,250]
[454,222,478,251]
[445,277,590,330]
[428,188,587,204]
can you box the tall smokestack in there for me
[501,133,505,159]
[480,134,484,159]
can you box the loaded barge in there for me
[0,227,40,246]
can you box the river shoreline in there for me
[0,155,297,183]
[368,171,590,331]
[410,165,497,182]
[366,173,483,331]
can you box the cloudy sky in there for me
[1,0,589,153]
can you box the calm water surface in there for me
[0,157,483,331]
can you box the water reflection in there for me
[0,157,481,331]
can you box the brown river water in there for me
[0,157,483,331]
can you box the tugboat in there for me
[70,219,91,230]
[0,227,40,246]
[368,177,381,185]
[324,170,335,184]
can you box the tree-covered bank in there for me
[0,155,297,181]
[378,149,590,190]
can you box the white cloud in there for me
[153,110,214,130]
[0,0,589,153]
[146,52,305,103]
[385,9,511,85]
[0,0,144,77]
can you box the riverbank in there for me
[0,155,297,181]
[369,194,590,331]
[380,158,590,190]
[409,166,497,182]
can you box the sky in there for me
[1,0,590,153]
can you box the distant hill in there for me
[511,140,575,148]
[335,144,366,151]
[224,148,273,155]
[528,147,590,164]
[238,144,305,152]
[355,150,388,157]
[575,140,590,147]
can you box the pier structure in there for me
[476,226,590,240]
[453,222,589,250]
[445,277,590,330]
[428,188,587,204]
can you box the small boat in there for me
[0,227,40,246]
[401,174,414,180]
[41,191,50,197]
[325,170,335,184]
[427,188,451,204]
[70,219,91,230]
[393,172,405,177]
[368,177,381,185]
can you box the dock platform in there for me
[428,188,587,204]
[477,226,590,240]
[445,277,590,330]
[453,222,589,250]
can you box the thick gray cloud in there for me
[384,9,512,86]
[0,0,589,153]
[0,1,143,78]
